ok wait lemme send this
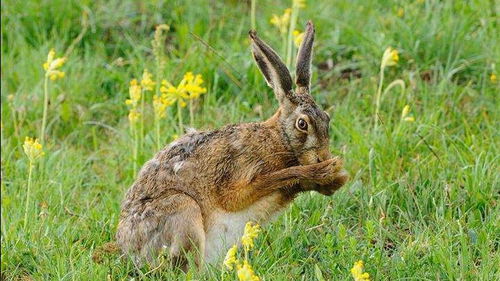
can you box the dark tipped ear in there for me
[249,30,296,107]
[295,21,315,91]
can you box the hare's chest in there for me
[204,192,287,263]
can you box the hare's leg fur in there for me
[247,158,344,192]
[117,193,205,268]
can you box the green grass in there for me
[1,0,499,280]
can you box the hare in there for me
[116,21,348,269]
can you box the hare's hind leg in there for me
[164,194,205,270]
[117,193,205,270]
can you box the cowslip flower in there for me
[128,108,141,124]
[43,49,66,81]
[293,0,306,8]
[293,30,305,47]
[351,260,370,281]
[401,105,415,122]
[237,260,260,281]
[140,69,155,91]
[183,72,207,99]
[270,8,292,35]
[491,73,497,83]
[397,7,404,17]
[241,222,261,251]
[223,244,239,270]
[381,47,399,69]
[160,80,189,107]
[23,137,44,163]
[153,94,174,119]
[126,79,141,107]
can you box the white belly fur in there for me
[204,192,286,263]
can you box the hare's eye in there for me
[296,118,308,131]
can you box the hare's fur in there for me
[116,21,349,268]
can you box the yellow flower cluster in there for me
[153,93,174,119]
[293,30,305,47]
[43,49,66,80]
[293,0,306,8]
[270,8,292,35]
[223,221,261,281]
[351,260,370,281]
[224,245,238,270]
[160,72,207,108]
[126,79,141,107]
[140,69,155,91]
[241,221,261,251]
[381,47,399,69]
[401,105,415,122]
[126,79,142,124]
[237,261,260,281]
[491,73,497,83]
[23,137,44,163]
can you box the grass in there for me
[1,0,499,280]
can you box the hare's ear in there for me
[295,21,315,92]
[249,30,296,109]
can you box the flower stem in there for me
[23,162,33,230]
[177,101,183,134]
[140,90,145,149]
[286,5,299,68]
[189,99,194,127]
[40,76,50,145]
[133,125,138,173]
[251,0,256,30]
[155,116,161,151]
[374,66,385,129]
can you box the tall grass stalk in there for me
[251,0,256,30]
[286,3,300,68]
[40,76,50,145]
[177,102,184,134]
[23,162,34,230]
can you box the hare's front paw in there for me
[313,157,349,196]
[315,169,349,196]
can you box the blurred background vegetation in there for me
[1,0,499,280]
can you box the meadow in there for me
[1,0,499,280]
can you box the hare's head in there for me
[250,21,332,166]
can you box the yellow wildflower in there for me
[241,222,261,251]
[401,105,410,119]
[152,24,170,70]
[7,94,14,102]
[397,7,404,17]
[23,137,44,163]
[223,244,239,270]
[381,47,399,69]
[43,49,66,81]
[351,260,370,281]
[270,8,292,35]
[160,80,189,107]
[126,79,141,106]
[161,72,206,107]
[490,73,497,83]
[293,0,306,8]
[128,108,141,124]
[237,260,260,281]
[140,69,155,91]
[293,30,305,47]
[153,94,174,119]
[401,105,415,122]
[183,72,207,99]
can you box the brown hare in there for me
[116,21,348,269]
